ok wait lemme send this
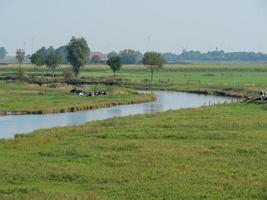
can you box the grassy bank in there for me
[0,81,155,115]
[0,103,266,199]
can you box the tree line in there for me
[30,47,144,65]
[2,45,267,64]
[17,37,165,90]
[92,51,165,89]
[30,37,89,78]
[0,47,8,60]
[13,37,89,80]
[161,50,267,63]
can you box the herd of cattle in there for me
[70,89,108,97]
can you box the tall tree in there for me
[107,51,118,59]
[55,46,68,64]
[37,47,48,59]
[67,37,90,77]
[143,52,165,90]
[107,56,122,79]
[45,52,60,77]
[0,47,7,59]
[16,49,25,80]
[119,49,143,64]
[46,46,55,55]
[31,52,45,69]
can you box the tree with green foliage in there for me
[107,51,118,59]
[16,49,25,80]
[67,37,90,77]
[46,46,55,56]
[119,49,143,64]
[55,46,69,64]
[0,47,7,59]
[143,52,165,90]
[107,56,122,79]
[36,47,48,60]
[30,52,45,70]
[33,46,66,64]
[45,52,60,77]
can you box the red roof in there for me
[90,51,108,60]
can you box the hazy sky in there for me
[1,0,267,55]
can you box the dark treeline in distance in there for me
[27,48,267,64]
[161,50,267,63]
[0,47,8,59]
[32,46,69,64]
[2,45,267,64]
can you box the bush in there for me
[47,83,64,88]
[62,69,76,82]
[17,67,25,81]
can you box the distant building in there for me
[90,51,108,64]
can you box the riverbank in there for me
[2,63,267,99]
[123,81,247,98]
[0,103,266,199]
[0,82,155,116]
[79,62,267,98]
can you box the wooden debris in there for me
[245,90,267,103]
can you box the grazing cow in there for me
[70,88,85,96]
[76,90,83,94]
[71,89,108,97]
[70,89,77,93]
[259,90,267,100]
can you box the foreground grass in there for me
[0,103,266,199]
[0,81,154,114]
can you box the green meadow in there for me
[0,82,154,115]
[0,62,266,199]
[0,103,266,199]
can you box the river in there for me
[0,91,237,139]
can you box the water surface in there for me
[0,91,236,139]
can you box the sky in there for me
[0,0,267,55]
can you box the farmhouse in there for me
[90,51,108,63]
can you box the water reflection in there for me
[107,107,122,115]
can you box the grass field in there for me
[0,103,266,199]
[0,82,154,115]
[0,62,266,199]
